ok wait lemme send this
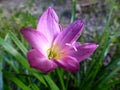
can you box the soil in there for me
[0,0,115,69]
[0,0,108,33]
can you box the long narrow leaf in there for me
[44,75,60,90]
[33,73,47,87]
[0,51,3,90]
[3,71,31,90]
[0,37,29,69]
[31,83,40,90]
[9,31,28,55]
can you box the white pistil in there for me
[65,42,77,51]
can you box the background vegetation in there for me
[0,0,120,90]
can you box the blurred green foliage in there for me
[0,0,120,90]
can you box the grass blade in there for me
[44,75,60,90]
[0,51,3,90]
[33,73,47,87]
[0,37,29,69]
[9,32,28,55]
[3,71,31,90]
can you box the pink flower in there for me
[21,7,98,73]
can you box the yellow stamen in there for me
[47,45,66,59]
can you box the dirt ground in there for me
[0,0,109,43]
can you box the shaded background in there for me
[0,0,120,90]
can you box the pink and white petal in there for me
[54,56,79,72]
[54,20,84,49]
[27,49,57,73]
[66,43,98,62]
[37,7,60,43]
[73,42,81,47]
[21,28,50,56]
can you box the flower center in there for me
[47,45,66,59]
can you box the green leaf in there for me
[3,71,31,90]
[0,51,3,90]
[9,32,28,55]
[79,7,114,89]
[44,75,60,90]
[56,69,65,90]
[31,83,40,90]
[94,58,120,89]
[0,37,29,69]
[33,73,47,87]
[99,60,120,86]
[5,58,19,73]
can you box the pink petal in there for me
[37,7,60,43]
[54,20,84,50]
[54,56,79,72]
[21,28,50,56]
[27,49,57,73]
[66,43,98,62]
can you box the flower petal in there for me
[27,49,57,73]
[66,43,98,62]
[54,20,84,49]
[37,7,60,43]
[20,28,50,56]
[54,56,79,72]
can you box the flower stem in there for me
[71,0,76,23]
[56,69,66,90]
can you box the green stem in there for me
[71,0,76,23]
[56,69,66,90]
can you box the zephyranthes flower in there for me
[21,7,98,73]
